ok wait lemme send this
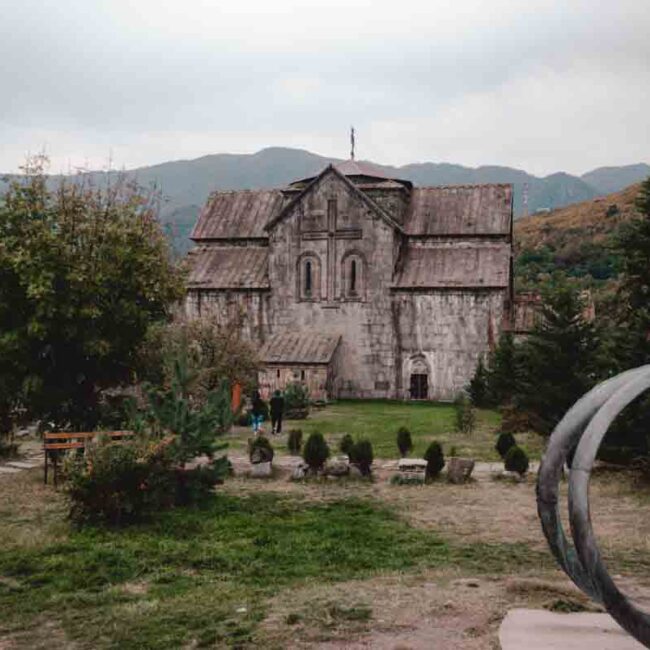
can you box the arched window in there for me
[298,253,321,301]
[349,259,357,295]
[305,260,312,296]
[342,252,364,300]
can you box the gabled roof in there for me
[291,159,411,188]
[259,331,341,364]
[187,246,269,289]
[404,184,512,236]
[264,164,404,233]
[191,189,282,241]
[393,243,510,289]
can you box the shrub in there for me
[505,445,529,476]
[303,432,330,471]
[236,411,250,427]
[423,441,445,479]
[495,432,517,459]
[468,357,490,407]
[454,393,476,434]
[449,446,458,457]
[339,433,354,456]
[284,382,310,418]
[63,434,175,526]
[287,429,303,455]
[64,349,232,525]
[249,435,274,463]
[396,427,413,457]
[349,439,374,476]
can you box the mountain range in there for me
[3,147,649,254]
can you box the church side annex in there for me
[185,158,514,401]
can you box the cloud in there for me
[1,0,649,174]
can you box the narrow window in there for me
[305,260,312,296]
[350,259,357,295]
[276,369,280,379]
[301,370,306,381]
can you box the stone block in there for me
[250,461,272,478]
[324,456,350,476]
[447,457,475,483]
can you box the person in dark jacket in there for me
[270,390,285,435]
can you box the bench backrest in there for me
[43,431,133,450]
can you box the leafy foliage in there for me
[0,159,183,429]
[504,445,529,476]
[139,315,259,403]
[287,429,303,455]
[302,431,330,470]
[349,439,374,476]
[453,393,476,434]
[283,382,310,418]
[495,432,517,459]
[423,441,445,479]
[468,357,489,407]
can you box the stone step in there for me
[6,461,40,469]
[0,466,22,474]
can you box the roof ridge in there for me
[417,183,512,190]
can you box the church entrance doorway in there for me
[410,373,428,400]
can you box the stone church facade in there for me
[186,160,514,401]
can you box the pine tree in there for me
[468,356,489,407]
[487,332,518,406]
[514,276,599,435]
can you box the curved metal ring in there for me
[537,365,650,647]
[569,371,650,645]
[537,365,650,600]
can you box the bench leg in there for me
[44,450,48,484]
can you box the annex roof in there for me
[186,246,269,289]
[290,159,412,188]
[404,184,512,236]
[259,331,342,365]
[190,189,282,241]
[393,243,510,289]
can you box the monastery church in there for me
[186,156,515,401]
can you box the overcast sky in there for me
[1,0,649,176]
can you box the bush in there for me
[236,411,250,427]
[287,429,303,455]
[396,427,413,457]
[495,432,517,459]
[349,439,374,476]
[505,445,529,476]
[249,435,274,463]
[468,357,490,407]
[303,432,330,471]
[423,441,445,479]
[454,393,476,434]
[339,433,354,456]
[64,349,232,526]
[284,382,310,418]
[63,435,175,526]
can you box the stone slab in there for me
[6,461,40,469]
[0,466,22,474]
[499,608,644,649]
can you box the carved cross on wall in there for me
[301,198,362,302]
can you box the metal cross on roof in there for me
[350,126,355,160]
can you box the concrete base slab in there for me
[499,609,644,649]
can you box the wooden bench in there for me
[43,430,133,487]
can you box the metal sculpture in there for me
[537,366,650,647]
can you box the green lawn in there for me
[226,400,545,461]
[0,474,544,649]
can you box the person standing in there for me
[270,389,285,435]
[251,390,265,434]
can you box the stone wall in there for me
[185,289,272,344]
[392,290,507,401]
[267,171,398,398]
[258,365,330,401]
